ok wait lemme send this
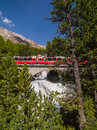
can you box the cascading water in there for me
[31,70,75,97]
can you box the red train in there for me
[14,56,88,65]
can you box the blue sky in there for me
[0,0,58,45]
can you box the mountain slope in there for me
[0,27,43,48]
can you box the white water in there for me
[31,71,75,97]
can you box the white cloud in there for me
[2,17,15,27]
[0,10,15,27]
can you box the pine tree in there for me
[0,36,7,56]
[50,0,86,129]
[76,0,97,125]
[46,37,71,57]
[0,56,19,129]
[12,65,64,129]
[79,0,97,112]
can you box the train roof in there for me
[14,56,71,58]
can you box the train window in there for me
[33,58,35,61]
[52,57,54,61]
[47,57,56,61]
[28,57,32,60]
[40,58,42,61]
[50,58,53,61]
[43,58,46,61]
[24,57,27,61]
[19,57,23,61]
[57,58,61,61]
[15,57,18,60]
[48,57,51,61]
[47,57,52,61]
[63,58,66,62]
[53,58,56,61]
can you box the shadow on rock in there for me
[47,70,60,83]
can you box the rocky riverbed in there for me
[31,70,75,98]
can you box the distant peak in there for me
[0,26,44,48]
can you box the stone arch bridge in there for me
[25,65,74,76]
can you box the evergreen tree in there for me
[10,65,64,129]
[0,36,7,56]
[0,56,19,129]
[78,0,97,112]
[0,62,64,129]
[46,37,71,56]
[0,35,45,57]
[75,1,97,126]
[50,0,86,129]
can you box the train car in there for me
[14,56,88,65]
[14,56,37,64]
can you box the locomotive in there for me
[14,56,88,65]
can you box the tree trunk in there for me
[92,69,97,112]
[67,13,86,129]
[94,90,97,112]
[72,48,86,129]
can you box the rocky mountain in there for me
[0,27,44,48]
